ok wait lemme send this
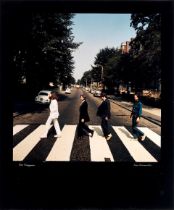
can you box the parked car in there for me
[85,87,90,92]
[90,89,96,94]
[93,90,102,97]
[35,90,51,104]
[65,88,71,94]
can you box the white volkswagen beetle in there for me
[35,90,52,104]
[65,88,71,94]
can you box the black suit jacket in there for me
[96,99,111,119]
[79,100,90,122]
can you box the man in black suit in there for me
[97,93,112,140]
[77,95,94,139]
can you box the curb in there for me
[110,99,161,127]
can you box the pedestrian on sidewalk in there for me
[77,95,94,139]
[41,91,61,138]
[96,93,112,141]
[130,93,146,141]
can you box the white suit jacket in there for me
[49,99,59,119]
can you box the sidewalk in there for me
[114,100,161,117]
[142,107,161,117]
[108,95,161,126]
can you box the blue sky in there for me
[72,14,136,81]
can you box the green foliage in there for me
[80,70,92,86]
[94,47,118,67]
[130,13,161,89]
[12,12,81,94]
[93,47,119,82]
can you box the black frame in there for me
[0,0,174,209]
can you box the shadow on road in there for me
[91,126,103,137]
[118,127,133,138]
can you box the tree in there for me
[93,47,119,86]
[28,12,81,90]
[80,70,92,87]
[101,49,122,91]
[130,13,161,90]
[9,9,81,97]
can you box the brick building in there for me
[120,41,130,54]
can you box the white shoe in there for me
[89,130,94,137]
[141,135,146,141]
[41,135,47,138]
[106,134,112,141]
[54,134,61,138]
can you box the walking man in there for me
[97,93,112,140]
[130,93,146,141]
[41,91,61,138]
[77,95,94,139]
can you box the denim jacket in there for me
[131,101,142,118]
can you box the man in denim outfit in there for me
[130,94,146,141]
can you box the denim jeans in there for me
[132,116,144,138]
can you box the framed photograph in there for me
[0,0,173,209]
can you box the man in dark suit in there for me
[77,95,94,139]
[97,93,112,140]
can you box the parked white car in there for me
[93,90,102,97]
[35,90,51,104]
[65,88,71,94]
[90,89,96,94]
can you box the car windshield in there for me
[39,92,49,96]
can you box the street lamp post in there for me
[96,64,104,89]
[97,64,103,81]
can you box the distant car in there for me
[94,90,102,97]
[35,90,51,104]
[65,88,71,94]
[90,89,96,94]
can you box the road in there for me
[13,87,161,163]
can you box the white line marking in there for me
[112,126,157,162]
[13,124,29,135]
[46,125,77,161]
[89,126,114,162]
[13,125,50,161]
[138,127,161,147]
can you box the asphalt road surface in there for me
[13,87,161,163]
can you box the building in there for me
[120,41,130,54]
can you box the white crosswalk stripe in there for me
[13,124,29,135]
[89,126,114,161]
[13,124,52,161]
[13,124,161,162]
[137,127,161,147]
[112,126,157,162]
[46,125,77,161]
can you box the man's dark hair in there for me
[80,94,86,100]
[134,93,141,99]
[101,92,107,98]
[51,91,58,100]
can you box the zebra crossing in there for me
[13,124,161,163]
